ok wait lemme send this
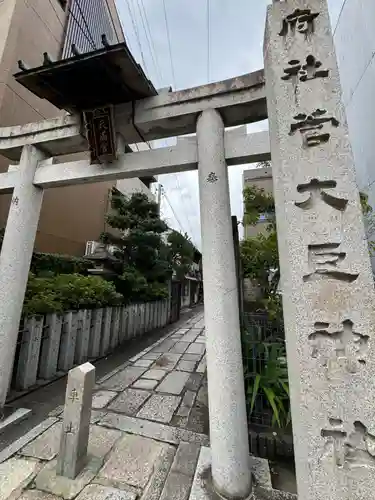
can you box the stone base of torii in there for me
[0,0,374,498]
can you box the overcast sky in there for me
[115,0,345,250]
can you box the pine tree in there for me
[102,188,171,302]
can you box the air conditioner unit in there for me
[85,240,97,256]
[108,245,117,255]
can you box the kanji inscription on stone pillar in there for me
[264,1,375,498]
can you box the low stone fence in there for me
[9,300,169,396]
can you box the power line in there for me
[66,7,96,51]
[162,0,176,89]
[47,0,65,29]
[136,0,163,85]
[162,187,188,236]
[72,0,97,50]
[206,0,211,82]
[172,173,196,243]
[124,0,148,73]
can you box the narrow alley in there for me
[0,309,213,499]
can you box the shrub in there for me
[23,273,122,316]
[31,253,92,277]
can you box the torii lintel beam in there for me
[0,130,271,193]
[0,70,266,161]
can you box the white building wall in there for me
[334,0,375,202]
[116,178,155,201]
[333,0,375,268]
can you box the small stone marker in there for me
[56,362,95,479]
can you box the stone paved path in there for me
[0,310,212,500]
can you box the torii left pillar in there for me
[0,145,45,409]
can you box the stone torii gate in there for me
[0,1,374,499]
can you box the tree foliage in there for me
[241,185,279,300]
[241,185,375,310]
[167,230,196,280]
[101,189,171,302]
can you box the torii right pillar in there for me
[264,1,375,499]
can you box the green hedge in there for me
[30,253,92,277]
[24,273,123,316]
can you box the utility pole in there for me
[157,183,162,216]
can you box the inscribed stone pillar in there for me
[264,1,375,499]
[57,362,95,479]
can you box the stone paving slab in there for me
[182,354,201,362]
[0,418,59,464]
[76,484,137,500]
[137,394,181,423]
[151,339,176,353]
[90,411,108,425]
[142,369,167,381]
[98,413,209,446]
[0,457,41,500]
[196,358,206,374]
[17,491,61,500]
[108,389,151,416]
[188,446,211,500]
[171,442,201,477]
[35,457,102,500]
[98,434,168,489]
[152,353,181,371]
[169,342,190,354]
[176,391,196,418]
[185,374,203,392]
[186,344,205,355]
[92,390,118,409]
[138,444,176,500]
[133,359,154,368]
[159,471,192,500]
[251,487,298,500]
[96,362,130,385]
[20,423,121,462]
[181,332,200,343]
[132,379,159,390]
[156,371,190,395]
[100,366,146,391]
[176,361,197,372]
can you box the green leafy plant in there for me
[245,340,290,428]
[23,273,122,316]
[31,252,92,276]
